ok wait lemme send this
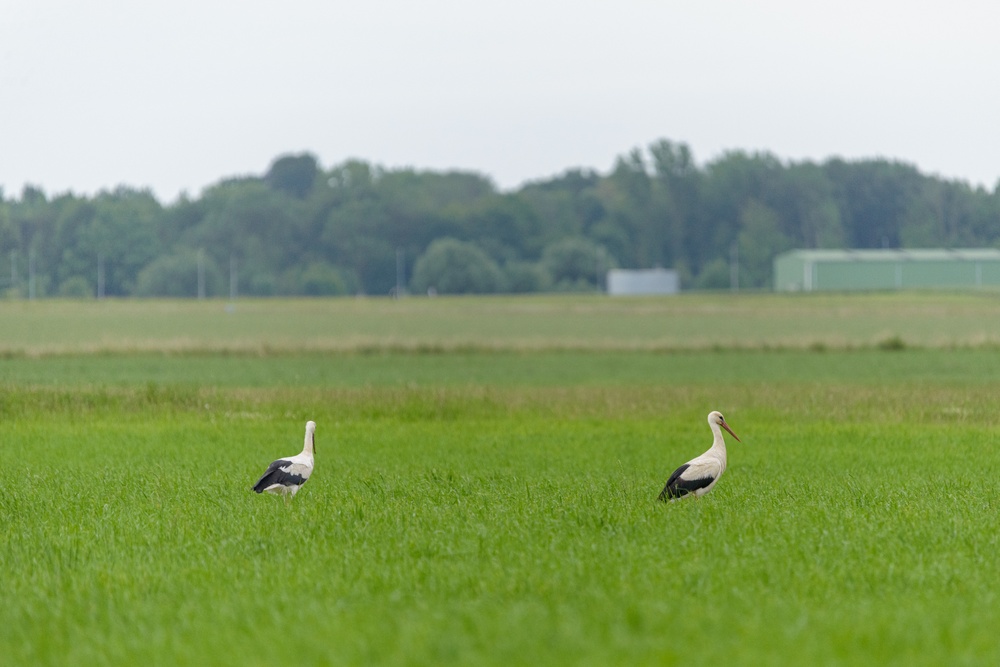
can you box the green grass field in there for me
[2,294,1000,665]
[4,290,1000,354]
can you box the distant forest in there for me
[2,139,999,297]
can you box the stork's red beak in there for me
[722,421,741,442]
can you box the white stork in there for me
[252,421,316,499]
[658,411,741,501]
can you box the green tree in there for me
[694,257,730,290]
[191,179,306,295]
[541,236,614,290]
[824,159,923,248]
[503,260,552,293]
[410,238,504,294]
[649,139,702,268]
[460,194,544,263]
[81,188,163,296]
[47,195,97,293]
[265,153,320,199]
[282,261,354,296]
[57,275,93,298]
[134,250,222,297]
[768,162,843,248]
[517,170,599,246]
[735,200,792,289]
[595,150,660,268]
[8,186,58,296]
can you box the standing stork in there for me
[658,411,742,501]
[252,421,316,499]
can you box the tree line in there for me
[2,139,999,298]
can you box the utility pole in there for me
[595,247,605,293]
[28,250,35,300]
[730,241,739,292]
[197,249,205,299]
[229,254,237,301]
[395,247,404,298]
[97,254,105,299]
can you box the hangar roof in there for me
[777,249,1000,262]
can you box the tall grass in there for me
[5,346,1000,390]
[3,351,1000,665]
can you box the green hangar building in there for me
[773,249,1000,292]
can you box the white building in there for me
[606,268,680,296]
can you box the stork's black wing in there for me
[658,463,716,501]
[252,459,307,493]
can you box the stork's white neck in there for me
[302,429,315,457]
[709,422,728,453]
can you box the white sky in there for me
[2,0,999,203]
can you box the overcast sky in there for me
[3,0,999,203]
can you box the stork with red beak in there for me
[659,411,742,501]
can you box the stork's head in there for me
[708,411,741,442]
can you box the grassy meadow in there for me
[3,290,1000,353]
[2,293,1000,665]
